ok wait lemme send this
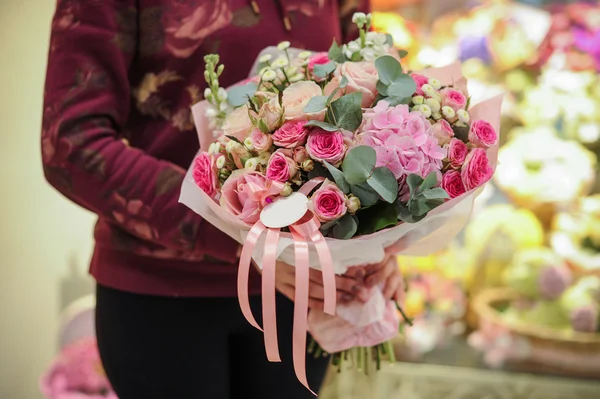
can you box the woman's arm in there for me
[42,1,238,262]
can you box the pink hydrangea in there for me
[359,101,446,186]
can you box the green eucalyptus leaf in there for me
[330,92,363,131]
[419,172,439,191]
[406,174,424,196]
[385,34,394,47]
[375,55,402,85]
[328,40,346,63]
[320,219,339,231]
[421,187,449,200]
[332,214,358,240]
[308,162,331,180]
[387,75,417,99]
[397,203,427,223]
[227,82,258,107]
[357,201,398,235]
[367,167,398,203]
[326,88,341,105]
[408,198,436,217]
[323,161,350,193]
[351,182,379,207]
[313,61,337,78]
[342,146,376,185]
[398,49,408,59]
[376,80,389,97]
[305,120,339,131]
[386,96,412,106]
[340,76,349,88]
[304,95,329,113]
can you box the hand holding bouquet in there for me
[180,12,502,393]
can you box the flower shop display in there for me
[40,337,117,399]
[179,13,502,391]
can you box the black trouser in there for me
[95,285,330,399]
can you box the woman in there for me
[42,1,404,398]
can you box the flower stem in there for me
[386,341,396,364]
[395,301,414,326]
[375,345,381,370]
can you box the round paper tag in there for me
[260,192,309,229]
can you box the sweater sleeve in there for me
[41,1,239,262]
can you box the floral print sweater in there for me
[42,0,368,297]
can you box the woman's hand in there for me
[271,261,370,310]
[362,255,405,302]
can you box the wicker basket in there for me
[471,288,600,378]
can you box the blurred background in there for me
[3,0,600,398]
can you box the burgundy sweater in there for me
[42,0,368,297]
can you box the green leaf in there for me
[375,55,402,85]
[332,214,358,240]
[304,95,329,113]
[340,76,349,88]
[453,124,470,143]
[323,161,350,193]
[308,162,330,180]
[329,92,363,131]
[351,52,362,62]
[385,34,394,47]
[305,120,339,131]
[408,198,436,217]
[351,182,379,207]
[328,40,346,63]
[376,80,389,97]
[419,172,439,191]
[313,61,337,78]
[227,82,257,107]
[357,201,398,235]
[386,96,412,106]
[397,203,427,223]
[342,146,376,185]
[406,174,424,196]
[398,49,408,59]
[421,187,449,200]
[387,75,417,99]
[225,135,243,145]
[258,119,271,134]
[320,219,339,231]
[465,96,472,111]
[326,88,341,105]
[367,167,398,203]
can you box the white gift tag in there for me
[260,192,309,229]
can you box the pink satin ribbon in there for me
[237,178,336,395]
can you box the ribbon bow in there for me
[237,178,337,395]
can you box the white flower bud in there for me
[285,66,298,76]
[219,102,229,112]
[259,54,273,63]
[289,74,304,83]
[277,41,291,51]
[262,69,277,82]
[347,195,361,214]
[281,182,293,197]
[415,104,432,118]
[208,142,216,155]
[298,51,312,59]
[204,88,212,99]
[432,112,443,120]
[421,84,437,98]
[352,12,367,24]
[424,98,441,113]
[271,57,289,69]
[258,152,271,165]
[205,106,218,118]
[301,159,315,171]
[245,157,259,170]
[412,95,425,105]
[244,137,255,151]
[216,155,226,169]
[428,78,442,90]
[442,106,456,120]
[226,140,241,153]
[456,109,470,124]
[348,41,361,53]
[217,87,228,101]
[214,142,223,153]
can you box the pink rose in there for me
[468,120,498,148]
[255,92,283,132]
[308,52,330,74]
[441,88,467,111]
[310,181,347,222]
[220,171,284,224]
[293,146,308,163]
[193,153,217,198]
[461,148,493,191]
[441,170,466,199]
[306,128,348,165]
[266,150,298,183]
[323,75,343,103]
[446,138,468,168]
[162,0,232,58]
[411,73,429,96]
[272,121,309,148]
[339,61,379,107]
[282,81,325,121]
[222,105,253,141]
[250,129,273,153]
[431,120,455,146]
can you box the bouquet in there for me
[180,13,502,392]
[40,337,117,399]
